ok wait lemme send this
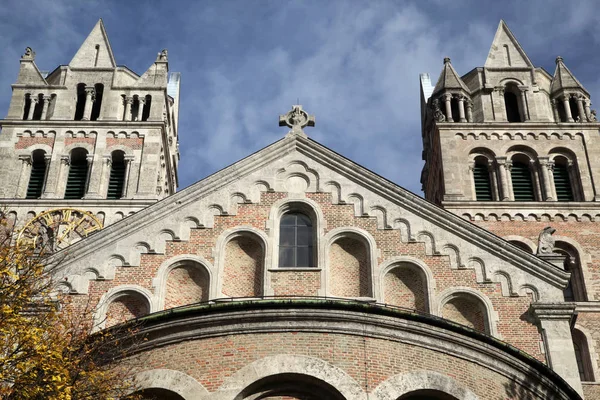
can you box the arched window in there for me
[32,94,43,120]
[555,241,586,302]
[572,329,594,382]
[450,96,460,123]
[400,390,459,400]
[141,95,152,121]
[22,94,32,120]
[279,212,313,268]
[26,150,47,199]
[74,83,86,120]
[107,150,126,199]
[511,158,535,201]
[90,83,104,121]
[553,157,574,201]
[504,85,522,122]
[569,96,580,122]
[131,96,140,121]
[473,157,493,201]
[64,148,89,199]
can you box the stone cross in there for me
[279,105,315,134]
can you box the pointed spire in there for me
[431,57,470,96]
[485,20,533,68]
[69,19,116,68]
[16,46,47,85]
[551,56,589,96]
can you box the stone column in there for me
[82,87,95,121]
[496,157,510,201]
[27,97,37,120]
[488,160,499,201]
[40,95,51,120]
[531,159,543,201]
[15,155,32,198]
[124,97,133,121]
[550,99,560,122]
[562,95,574,122]
[494,86,507,121]
[576,95,585,123]
[465,99,473,123]
[123,155,135,198]
[83,154,94,197]
[457,95,467,122]
[584,99,592,122]
[443,93,453,122]
[506,161,514,200]
[538,157,554,201]
[518,88,530,121]
[99,156,112,198]
[530,302,583,396]
[41,154,51,194]
[137,98,145,121]
[57,155,70,198]
[567,159,581,201]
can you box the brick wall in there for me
[383,264,427,312]
[106,293,149,328]
[15,136,55,149]
[441,296,486,333]
[165,265,208,309]
[329,237,371,297]
[223,236,264,297]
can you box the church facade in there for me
[0,20,597,399]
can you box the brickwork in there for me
[223,236,264,297]
[124,331,547,399]
[383,264,427,312]
[105,293,149,328]
[106,137,144,150]
[270,270,321,296]
[329,237,371,297]
[441,296,486,333]
[64,137,96,147]
[165,265,209,309]
[15,136,55,149]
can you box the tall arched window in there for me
[32,94,43,120]
[141,95,152,121]
[131,96,140,121]
[572,329,594,382]
[450,96,460,123]
[569,97,580,122]
[26,150,47,199]
[107,151,126,199]
[90,83,104,121]
[553,157,574,201]
[74,83,86,121]
[473,157,493,201]
[511,158,535,201]
[279,212,313,268]
[555,241,586,302]
[504,85,522,122]
[22,94,32,120]
[64,148,89,199]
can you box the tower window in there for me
[107,151,126,199]
[26,150,47,199]
[572,329,594,382]
[511,160,535,201]
[556,99,567,122]
[32,94,43,120]
[450,96,460,122]
[504,91,522,122]
[64,148,89,199]
[74,83,86,121]
[90,83,104,121]
[131,96,140,121]
[141,95,152,121]
[279,212,313,268]
[569,97,580,122]
[553,160,574,201]
[22,94,32,120]
[473,159,493,201]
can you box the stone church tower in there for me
[0,19,180,232]
[421,21,600,398]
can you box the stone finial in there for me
[157,49,168,62]
[279,105,315,133]
[443,57,451,64]
[537,226,557,255]
[22,47,35,60]
[556,56,563,64]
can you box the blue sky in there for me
[1,0,599,195]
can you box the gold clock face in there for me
[17,208,103,253]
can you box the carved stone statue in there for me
[537,226,557,255]
[431,99,446,122]
[157,49,168,61]
[591,109,597,122]
[22,47,35,60]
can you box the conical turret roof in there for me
[432,58,470,96]
[551,56,589,96]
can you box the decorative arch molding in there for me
[16,143,53,155]
[323,226,379,299]
[379,256,436,311]
[503,235,537,254]
[437,287,500,338]
[214,227,270,298]
[93,284,154,331]
[130,368,209,399]
[103,144,136,157]
[371,370,479,400]
[212,355,366,400]
[153,254,215,309]
[63,142,95,154]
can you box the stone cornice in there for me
[443,201,599,210]
[574,302,600,313]
[530,302,577,320]
[52,134,570,287]
[0,198,157,208]
[435,122,600,130]
[113,300,580,400]
[0,119,166,128]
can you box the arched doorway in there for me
[399,389,459,400]
[236,373,346,400]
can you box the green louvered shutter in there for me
[511,161,535,201]
[107,163,126,199]
[64,161,88,199]
[554,164,574,201]
[26,161,46,199]
[473,163,493,201]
